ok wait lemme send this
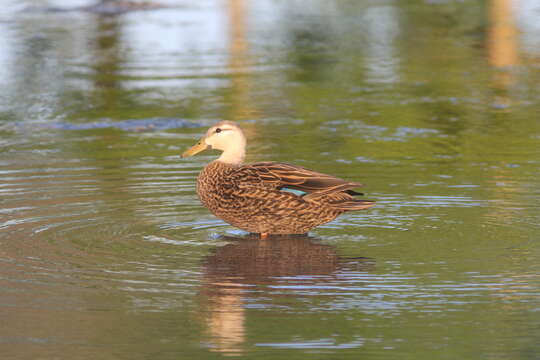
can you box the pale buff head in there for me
[182,121,246,165]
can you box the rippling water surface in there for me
[1,0,540,359]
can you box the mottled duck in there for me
[182,121,374,237]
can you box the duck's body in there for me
[183,121,374,235]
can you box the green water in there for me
[1,0,540,359]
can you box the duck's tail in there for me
[332,199,375,211]
[320,191,375,211]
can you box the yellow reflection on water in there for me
[206,285,246,356]
[488,0,518,70]
[488,0,519,107]
[228,0,258,121]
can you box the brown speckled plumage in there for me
[196,160,374,234]
[183,121,374,235]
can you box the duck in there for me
[182,121,374,237]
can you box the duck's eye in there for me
[215,128,222,133]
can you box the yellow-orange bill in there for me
[181,139,209,158]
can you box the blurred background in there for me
[1,0,540,359]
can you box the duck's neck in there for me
[217,140,246,165]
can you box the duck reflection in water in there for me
[199,234,374,355]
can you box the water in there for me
[1,0,540,359]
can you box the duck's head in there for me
[182,121,246,165]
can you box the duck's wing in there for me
[232,161,363,198]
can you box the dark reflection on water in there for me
[200,234,374,355]
[205,234,342,280]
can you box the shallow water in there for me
[1,0,540,359]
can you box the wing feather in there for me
[232,161,363,196]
